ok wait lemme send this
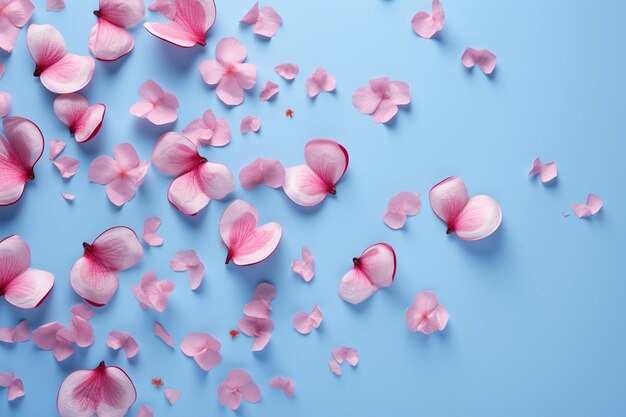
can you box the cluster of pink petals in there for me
[292,305,323,334]
[240,2,282,38]
[528,156,557,183]
[57,361,136,417]
[338,243,396,304]
[107,331,139,358]
[164,387,181,405]
[129,79,179,125]
[239,158,285,190]
[132,271,175,312]
[329,346,358,375]
[217,369,261,410]
[0,320,29,343]
[384,191,421,229]
[151,132,235,215]
[70,226,143,306]
[275,63,298,80]
[154,321,174,347]
[221,200,282,266]
[88,143,149,206]
[180,332,222,371]
[199,38,257,106]
[143,216,164,246]
[0,0,34,52]
[0,235,54,309]
[240,115,261,134]
[259,80,279,101]
[170,249,205,290]
[352,77,411,124]
[0,373,24,401]
[461,47,497,74]
[429,176,502,240]
[49,139,66,160]
[306,68,336,97]
[269,376,295,397]
[238,282,276,351]
[27,24,95,94]
[46,0,64,11]
[89,0,145,61]
[406,291,449,334]
[0,92,10,117]
[183,109,231,147]
[411,0,444,39]
[284,139,349,206]
[572,193,603,218]
[292,246,314,282]
[53,93,105,143]
[52,156,80,179]
[0,117,44,206]
[144,0,216,48]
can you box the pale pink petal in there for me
[164,388,181,405]
[0,0,33,52]
[70,314,94,348]
[218,369,261,410]
[237,316,273,351]
[305,68,336,97]
[243,299,271,318]
[239,2,259,24]
[129,79,178,125]
[428,176,470,231]
[60,192,75,201]
[384,191,421,229]
[240,3,281,38]
[259,80,279,101]
[292,305,323,334]
[572,193,603,218]
[107,331,139,358]
[49,139,66,160]
[180,332,222,371]
[151,131,202,176]
[57,362,136,417]
[0,92,10,117]
[131,271,175,312]
[154,321,174,347]
[352,78,410,123]
[461,47,497,74]
[239,158,285,190]
[96,0,145,28]
[198,60,224,85]
[52,155,80,179]
[148,0,176,19]
[339,243,396,304]
[329,359,342,376]
[331,346,359,366]
[254,282,276,302]
[71,302,95,320]
[0,320,29,343]
[411,0,444,38]
[53,93,105,143]
[269,376,294,397]
[46,0,65,11]
[0,373,24,401]
[88,19,134,61]
[170,249,204,290]
[32,322,74,361]
[274,63,298,80]
[136,405,154,417]
[528,156,558,183]
[220,200,282,266]
[182,109,231,147]
[406,291,449,335]
[144,0,216,47]
[240,115,261,134]
[143,216,164,246]
[215,36,247,64]
[292,246,314,282]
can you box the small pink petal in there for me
[129,79,179,125]
[60,192,75,201]
[240,115,261,134]
[274,63,299,80]
[107,331,139,358]
[0,320,29,344]
[292,246,314,282]
[240,3,282,38]
[153,321,174,347]
[305,68,336,97]
[32,322,75,361]
[528,156,558,183]
[383,191,421,229]
[259,80,279,101]
[46,0,65,11]
[237,316,273,351]
[49,139,66,160]
[572,193,603,218]
[406,291,449,334]
[329,359,342,376]
[352,77,410,123]
[254,282,277,302]
[180,332,222,371]
[292,305,323,334]
[143,216,164,246]
[331,346,359,366]
[182,109,231,147]
[461,47,497,74]
[170,250,205,290]
[53,93,105,143]
[52,155,80,179]
[136,405,154,417]
[242,282,276,318]
[164,388,181,405]
[0,92,11,117]
[411,0,444,39]
[131,271,175,312]
[70,304,95,348]
[269,376,295,397]
[0,373,25,401]
[339,243,396,304]
[239,158,285,190]
[217,369,261,410]
[144,0,216,47]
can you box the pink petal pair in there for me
[0,117,44,206]
[27,24,95,94]
[0,235,54,309]
[0,0,34,52]
[259,80,279,101]
[306,68,336,97]
[429,176,502,240]
[292,305,323,334]
[53,93,105,143]
[284,139,349,206]
[151,132,235,215]
[57,362,136,417]
[143,216,164,246]
[352,77,411,123]
[88,143,149,206]
[199,38,257,106]
[240,2,282,38]
[339,243,396,304]
[0,373,24,401]
[164,388,181,405]
[239,158,285,190]
[218,369,261,410]
[572,194,602,218]
[154,321,174,347]
[240,115,261,134]
[70,226,143,306]
[170,249,205,290]
[269,376,295,397]
[180,332,222,371]
[107,331,139,358]
[0,320,29,343]
[49,139,66,160]
[384,191,421,229]
[528,156,557,183]
[329,346,358,375]
[131,271,175,312]
[292,246,314,282]
[129,80,179,125]
[275,63,298,80]
[238,282,275,351]
[144,0,216,47]
[461,47,497,75]
[243,282,276,318]
[89,0,145,61]
[52,156,80,179]
[406,291,449,334]
[0,92,11,117]
[221,200,282,266]
[32,304,95,361]
[411,0,444,38]
[183,109,231,147]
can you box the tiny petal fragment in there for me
[144,0,216,47]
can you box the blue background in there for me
[1,0,625,416]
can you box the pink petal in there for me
[461,47,497,74]
[46,0,65,11]
[52,156,80,179]
[0,0,33,52]
[60,192,75,201]
[292,246,314,282]
[292,305,323,334]
[572,193,603,218]
[240,115,261,134]
[239,158,285,190]
[237,316,273,351]
[259,80,279,101]
[274,63,299,80]
[143,216,164,246]
[528,156,558,183]
[107,331,139,358]
[429,176,470,230]
[131,271,175,312]
[144,0,216,47]
[153,321,174,347]
[164,388,181,405]
[215,36,246,64]
[254,282,277,302]
[49,139,66,160]
[182,109,231,147]
[305,68,336,97]
[151,132,202,176]
[0,92,10,117]
[240,3,282,38]
[88,19,134,61]
[453,195,503,240]
[70,226,143,306]
[411,0,444,38]
[331,346,359,366]
[243,299,271,319]
[0,373,24,401]
[53,93,105,143]
[129,79,179,125]
[218,369,261,410]
[170,249,205,290]
[220,200,282,266]
[136,405,154,417]
[0,320,29,343]
[148,0,176,19]
[384,191,421,229]
[269,376,295,397]
[329,359,342,376]
[70,311,94,348]
[32,322,75,361]
[97,0,145,28]
[352,78,410,123]
[406,290,449,334]
[180,332,222,371]
[71,302,95,320]
[339,243,396,304]
[0,63,4,79]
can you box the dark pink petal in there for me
[240,3,282,38]
[53,93,105,143]
[49,139,66,160]
[528,156,557,183]
[331,346,358,366]
[144,0,216,47]
[239,158,285,190]
[240,115,261,134]
[153,321,174,347]
[0,320,29,343]
[220,200,282,266]
[164,388,181,405]
[180,332,222,371]
[411,0,444,38]
[292,305,323,334]
[182,109,231,147]
[32,322,75,361]
[329,359,342,376]
[305,68,335,97]
[572,193,603,218]
[406,291,449,334]
[52,156,80,179]
[46,0,65,11]
[383,191,421,229]
[237,316,273,351]
[136,405,154,417]
[131,271,175,312]
[143,216,164,246]
[170,250,204,290]
[259,80,279,101]
[107,331,139,358]
[57,361,136,417]
[339,243,396,304]
[217,369,261,410]
[129,79,179,125]
[60,192,75,201]
[0,0,34,52]
[274,63,298,80]
[268,376,294,397]
[292,246,314,282]
[0,92,10,117]
[461,47,497,74]
[0,373,24,401]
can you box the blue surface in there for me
[1,0,625,416]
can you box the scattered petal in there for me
[285,108,294,118]
[53,93,105,143]
[305,68,336,97]
[144,0,216,47]
[0,0,34,52]
[328,359,342,376]
[240,115,261,134]
[107,331,139,358]
[405,291,449,334]
[60,192,75,201]
[131,271,175,312]
[461,47,497,74]
[528,156,557,183]
[269,376,294,397]
[164,388,181,405]
[154,321,174,347]
[182,109,231,147]
[32,322,75,361]
[143,216,164,246]
[240,2,282,38]
[89,0,145,61]
[0,320,29,344]
[180,332,222,371]
[411,0,444,38]
[331,346,358,366]
[352,77,411,123]
[46,0,65,12]
[129,79,179,125]
[239,158,285,190]
[237,316,273,351]
[292,246,314,282]
[148,0,175,19]
[292,305,323,334]
[0,373,24,401]
[0,92,11,117]
[275,63,298,80]
[243,282,276,318]
[383,191,421,229]
[339,243,396,304]
[259,80,279,101]
[136,405,154,417]
[170,249,205,290]
[151,377,164,388]
[49,139,66,160]
[572,193,603,218]
[217,369,261,410]
[52,156,80,179]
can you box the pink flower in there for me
[180,332,222,371]
[528,156,557,183]
[129,79,179,125]
[352,77,410,123]
[405,291,449,334]
[217,369,261,410]
[305,68,335,97]
[182,109,231,147]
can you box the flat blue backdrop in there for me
[1,0,625,416]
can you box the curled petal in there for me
[144,0,216,47]
[528,156,557,183]
[240,115,261,134]
[411,0,444,39]
[154,321,174,347]
[107,331,139,358]
[331,346,359,366]
[572,193,603,218]
[0,320,29,343]
[305,68,335,97]
[259,80,279,101]
[274,63,298,80]
[170,249,204,290]
[292,305,323,334]
[0,373,24,401]
[461,47,497,74]
[292,246,314,282]
[52,156,80,179]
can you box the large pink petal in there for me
[170,250,204,290]
[411,0,444,39]
[53,156,80,179]
[4,269,54,309]
[259,80,279,101]
[339,243,395,304]
[180,332,222,371]
[107,331,139,358]
[304,139,349,190]
[106,177,140,206]
[292,246,314,282]
[0,234,30,282]
[198,59,224,85]
[283,164,328,206]
[274,63,298,80]
[97,0,145,28]
[167,169,210,215]
[41,54,96,94]
[153,321,174,347]
[70,257,119,307]
[352,86,381,115]
[216,76,245,106]
[268,376,294,397]
[88,19,134,61]
[0,320,29,343]
[90,226,143,271]
[454,195,502,240]
[292,305,323,334]
[26,24,66,71]
[144,0,215,47]
[239,158,285,190]
[461,47,497,74]
[428,176,470,231]
[151,132,201,176]
[143,216,164,246]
